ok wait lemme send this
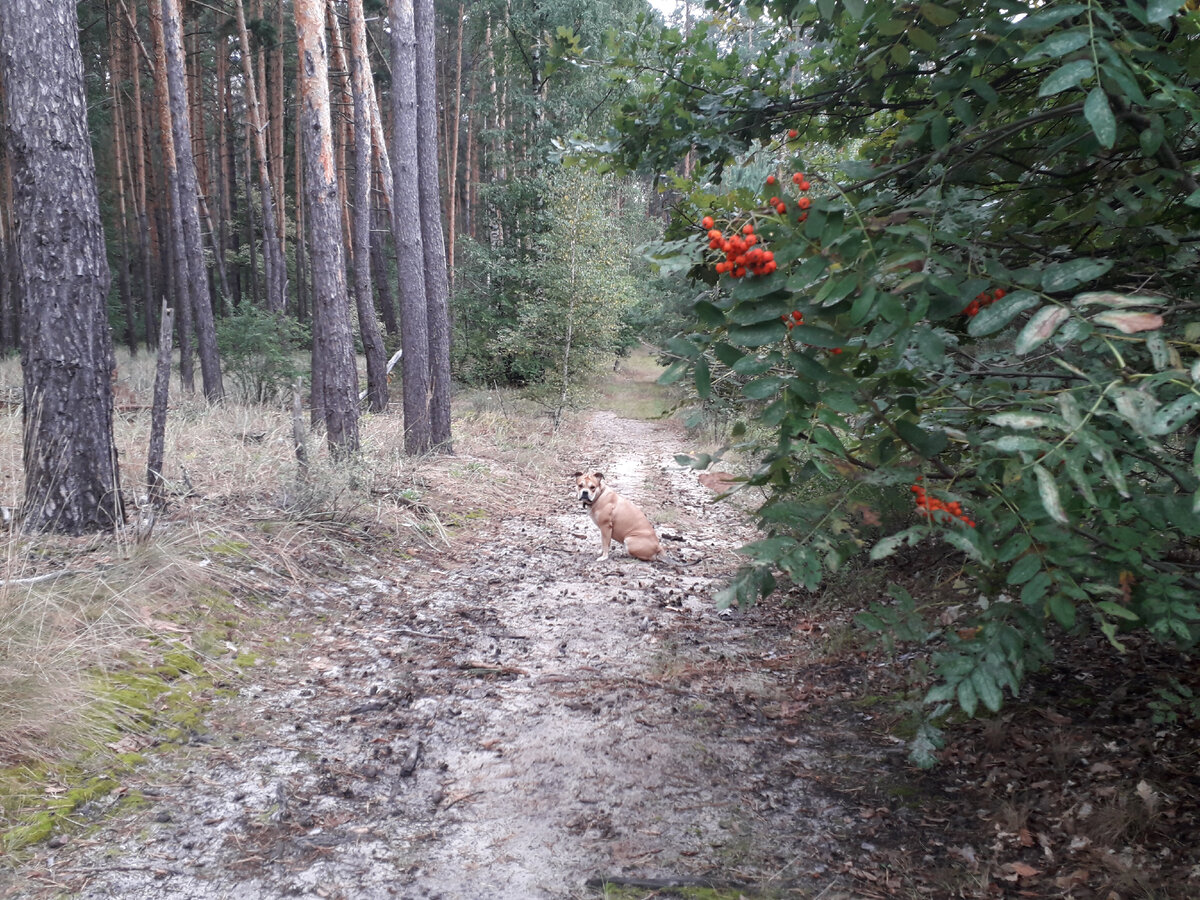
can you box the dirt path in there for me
[7,411,881,899]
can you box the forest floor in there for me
[1,359,1198,899]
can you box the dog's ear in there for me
[572,471,583,479]
[593,472,605,480]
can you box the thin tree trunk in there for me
[296,0,360,455]
[391,0,431,454]
[294,120,308,323]
[349,0,388,413]
[108,6,137,355]
[148,0,194,392]
[270,0,286,242]
[161,0,223,401]
[371,203,398,336]
[234,0,288,314]
[415,0,452,449]
[124,0,156,349]
[446,4,464,288]
[147,300,174,508]
[1,0,124,533]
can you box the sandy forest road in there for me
[9,410,889,899]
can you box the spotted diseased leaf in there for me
[1092,310,1165,334]
[1084,87,1117,148]
[1152,394,1200,436]
[1042,258,1114,292]
[988,412,1061,430]
[1073,291,1164,308]
[1015,306,1070,354]
[967,290,1041,337]
[1034,464,1069,524]
[971,668,1003,713]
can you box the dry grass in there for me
[0,349,587,773]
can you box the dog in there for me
[574,471,664,562]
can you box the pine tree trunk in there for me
[446,4,464,288]
[415,0,453,449]
[294,122,308,323]
[125,1,157,350]
[1,0,124,533]
[147,300,174,508]
[161,0,223,400]
[234,0,288,314]
[349,0,388,413]
[270,0,286,242]
[108,9,137,355]
[148,0,194,392]
[296,0,360,455]
[391,0,432,454]
[371,204,398,336]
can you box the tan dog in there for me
[574,471,664,562]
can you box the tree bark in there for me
[415,0,453,449]
[147,300,174,508]
[107,5,137,355]
[147,0,194,392]
[161,0,223,400]
[296,0,360,455]
[391,0,432,454]
[371,203,398,336]
[234,0,288,314]
[446,3,464,288]
[125,0,157,349]
[349,0,388,413]
[1,0,124,533]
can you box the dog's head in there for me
[573,471,605,506]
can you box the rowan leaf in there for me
[1015,306,1070,354]
[1084,87,1117,148]
[1034,464,1069,524]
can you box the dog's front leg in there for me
[597,520,613,560]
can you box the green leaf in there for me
[1007,554,1042,586]
[870,526,925,561]
[1147,0,1179,25]
[1038,59,1093,96]
[1042,258,1113,292]
[957,678,978,718]
[1015,306,1071,354]
[1034,463,1069,524]
[919,2,957,27]
[727,321,785,347]
[1152,393,1200,436]
[842,0,866,20]
[788,324,843,348]
[742,375,785,400]
[1097,600,1140,621]
[896,420,948,458]
[988,412,1061,430]
[694,358,711,399]
[1022,29,1090,62]
[1084,87,1117,148]
[967,290,1041,337]
[971,668,1003,713]
[942,528,982,562]
[1048,593,1077,628]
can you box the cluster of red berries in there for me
[911,479,976,528]
[763,172,813,222]
[702,216,777,278]
[962,287,1007,317]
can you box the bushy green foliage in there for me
[216,305,309,404]
[451,168,642,407]
[605,0,1200,764]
